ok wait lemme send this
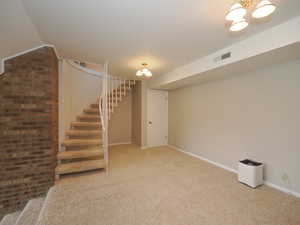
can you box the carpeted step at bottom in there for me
[57,149,104,160]
[55,159,106,175]
[0,211,21,225]
[15,198,44,225]
[62,139,102,147]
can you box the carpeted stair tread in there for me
[15,198,44,225]
[57,149,104,160]
[0,211,21,225]
[77,114,100,122]
[55,159,106,175]
[83,108,99,114]
[71,122,101,128]
[62,139,102,147]
[65,130,101,137]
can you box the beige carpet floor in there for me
[37,145,300,225]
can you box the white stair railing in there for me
[64,59,135,171]
[98,64,135,170]
[99,62,109,169]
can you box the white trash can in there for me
[238,159,263,188]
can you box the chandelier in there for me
[136,63,152,77]
[226,0,276,32]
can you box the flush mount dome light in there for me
[252,0,276,18]
[226,3,247,21]
[230,18,249,32]
[136,63,152,77]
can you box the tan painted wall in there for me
[131,81,142,146]
[109,92,132,144]
[169,59,300,194]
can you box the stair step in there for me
[63,139,102,147]
[55,159,106,175]
[57,149,104,160]
[65,130,101,137]
[77,114,100,121]
[91,103,113,109]
[0,211,21,225]
[15,198,44,225]
[71,122,101,128]
[83,108,99,114]
[90,103,100,108]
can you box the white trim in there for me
[66,59,103,77]
[0,44,61,75]
[168,145,237,174]
[168,144,300,198]
[14,199,31,224]
[264,181,300,198]
[109,142,132,147]
[36,187,54,225]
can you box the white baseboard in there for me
[264,181,300,198]
[109,142,132,147]
[168,145,237,174]
[168,144,300,198]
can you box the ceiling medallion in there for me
[226,0,277,32]
[136,63,152,77]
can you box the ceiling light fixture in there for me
[230,18,249,31]
[252,0,276,18]
[226,3,247,21]
[136,63,152,77]
[226,0,277,32]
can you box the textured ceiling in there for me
[22,0,300,78]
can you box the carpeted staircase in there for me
[55,79,136,179]
[0,80,136,224]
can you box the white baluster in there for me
[118,77,122,101]
[114,77,118,107]
[123,78,126,96]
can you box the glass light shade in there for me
[145,70,152,77]
[226,3,247,21]
[136,70,143,76]
[252,0,276,18]
[230,18,248,31]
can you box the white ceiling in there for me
[22,0,300,78]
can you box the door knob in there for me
[148,121,152,125]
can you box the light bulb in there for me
[252,0,276,18]
[136,70,143,76]
[230,18,248,32]
[142,68,149,73]
[145,70,152,77]
[226,3,247,21]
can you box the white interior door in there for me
[147,89,168,148]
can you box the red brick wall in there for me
[0,47,58,216]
